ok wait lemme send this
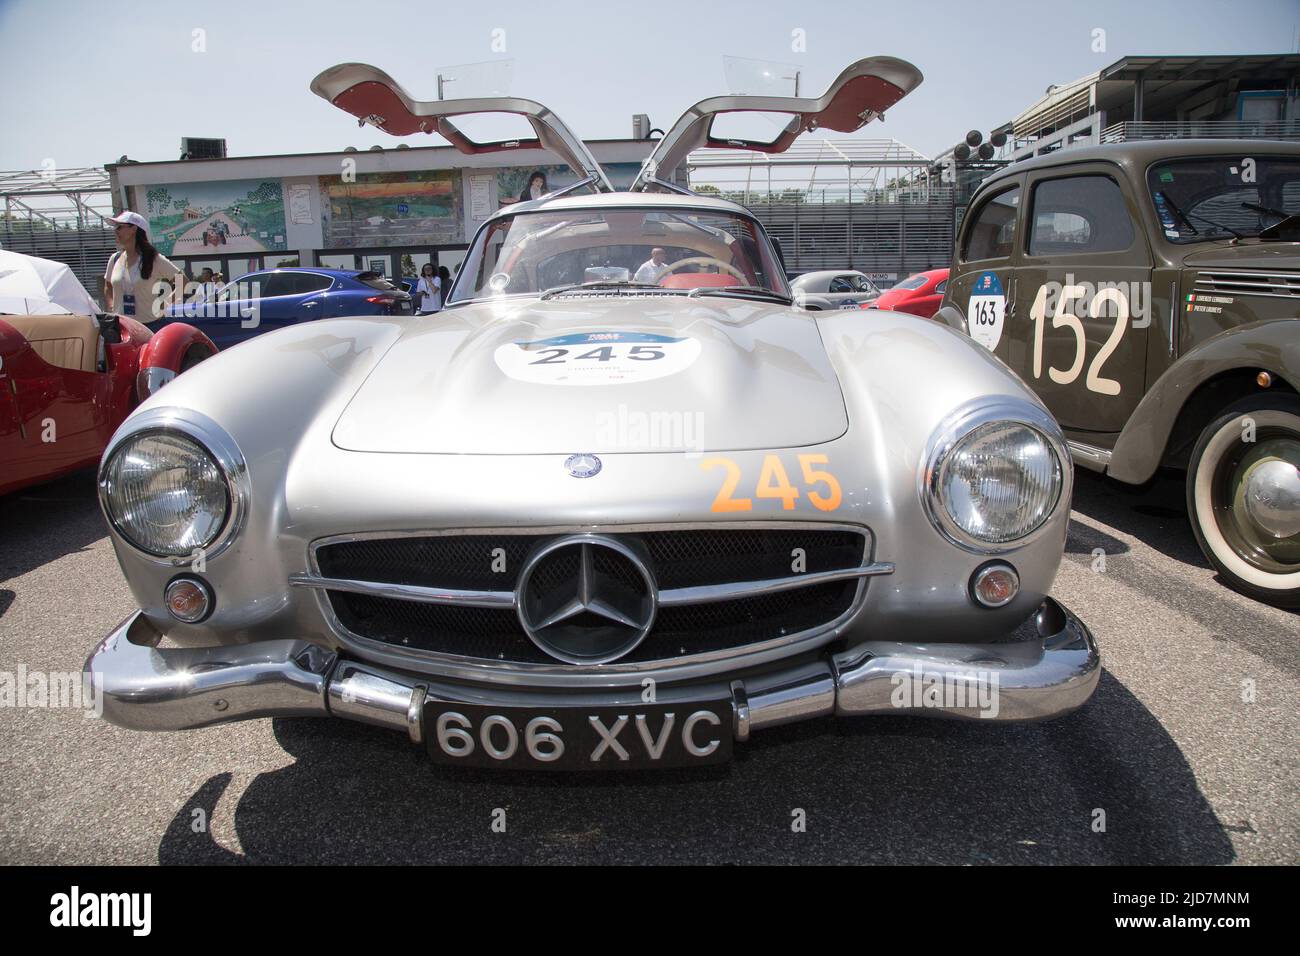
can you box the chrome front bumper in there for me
[84,598,1100,742]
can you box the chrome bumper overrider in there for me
[84,598,1100,740]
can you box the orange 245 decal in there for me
[700,454,843,513]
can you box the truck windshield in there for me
[1148,155,1300,243]
[447,207,789,304]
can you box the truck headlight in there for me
[100,431,230,557]
[923,407,1066,552]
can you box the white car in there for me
[791,270,882,310]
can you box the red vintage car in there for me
[0,312,215,496]
[863,268,949,319]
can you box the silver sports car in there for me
[790,270,883,310]
[86,58,1099,770]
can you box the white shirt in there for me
[105,251,180,319]
[635,258,666,284]
[417,275,442,311]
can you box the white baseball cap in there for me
[107,210,149,232]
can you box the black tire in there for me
[1185,393,1300,609]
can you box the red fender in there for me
[136,322,217,401]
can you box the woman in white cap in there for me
[102,211,184,321]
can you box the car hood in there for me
[331,294,848,454]
[1181,241,1300,271]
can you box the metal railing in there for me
[1100,120,1300,143]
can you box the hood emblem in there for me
[516,536,657,664]
[565,453,602,478]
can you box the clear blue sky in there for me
[1,0,1297,170]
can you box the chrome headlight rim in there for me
[97,407,249,566]
[919,399,1071,555]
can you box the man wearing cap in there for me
[103,211,184,321]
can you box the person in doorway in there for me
[197,268,218,301]
[416,262,441,313]
[102,211,183,321]
[518,170,548,203]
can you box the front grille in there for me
[1193,271,1300,300]
[315,527,869,666]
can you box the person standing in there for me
[415,262,441,313]
[103,211,183,321]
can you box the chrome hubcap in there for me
[1242,457,1300,540]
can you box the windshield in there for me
[1148,155,1300,243]
[447,206,789,304]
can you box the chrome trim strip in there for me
[289,574,515,609]
[657,562,894,606]
[1066,440,1113,468]
[1193,270,1300,281]
[290,561,895,611]
[1168,280,1177,358]
[299,521,877,687]
[1192,286,1300,302]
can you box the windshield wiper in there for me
[1242,201,1289,222]
[539,280,666,300]
[1157,191,1244,239]
[686,285,793,305]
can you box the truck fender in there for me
[1109,320,1300,484]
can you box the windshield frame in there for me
[444,202,791,306]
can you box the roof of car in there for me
[792,270,873,284]
[977,138,1300,193]
[242,267,372,278]
[486,189,754,222]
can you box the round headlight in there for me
[101,431,230,557]
[933,420,1063,548]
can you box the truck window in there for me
[962,187,1020,261]
[1029,175,1135,255]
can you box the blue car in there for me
[159,268,413,350]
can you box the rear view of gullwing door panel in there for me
[310,62,613,192]
[631,56,923,190]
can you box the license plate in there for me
[424,700,733,770]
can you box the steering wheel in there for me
[653,256,746,283]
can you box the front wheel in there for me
[1186,394,1300,608]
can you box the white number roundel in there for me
[966,271,1007,351]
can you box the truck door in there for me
[947,178,1024,369]
[1013,166,1153,434]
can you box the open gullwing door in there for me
[310,63,614,192]
[631,56,923,191]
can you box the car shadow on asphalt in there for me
[1068,468,1207,569]
[156,669,1236,865]
[0,470,107,587]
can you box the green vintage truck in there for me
[937,139,1299,607]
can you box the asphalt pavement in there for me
[0,467,1295,864]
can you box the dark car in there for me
[865,268,948,318]
[159,267,413,349]
[938,139,1300,607]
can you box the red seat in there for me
[659,273,735,289]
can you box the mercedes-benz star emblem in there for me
[564,453,601,478]
[516,535,656,664]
